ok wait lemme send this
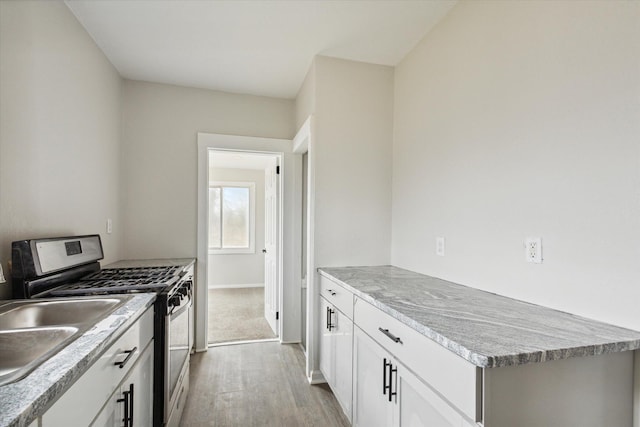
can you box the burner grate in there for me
[50,265,183,295]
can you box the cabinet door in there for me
[332,308,353,420]
[352,327,394,427]
[91,341,154,427]
[91,391,121,427]
[396,362,467,427]
[127,339,154,427]
[319,297,333,382]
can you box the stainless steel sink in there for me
[0,296,131,386]
[0,298,125,329]
[0,326,79,382]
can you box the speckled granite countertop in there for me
[0,293,156,427]
[319,266,640,368]
[103,258,195,270]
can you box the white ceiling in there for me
[65,0,456,99]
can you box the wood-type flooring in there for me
[180,342,350,427]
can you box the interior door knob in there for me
[262,249,267,253]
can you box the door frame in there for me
[196,132,301,351]
[292,116,320,382]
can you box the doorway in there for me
[196,132,302,353]
[206,150,281,345]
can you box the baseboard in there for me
[297,342,307,356]
[280,339,301,345]
[308,369,326,385]
[208,338,278,347]
[208,283,264,289]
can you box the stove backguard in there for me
[12,235,104,298]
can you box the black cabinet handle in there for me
[117,384,133,427]
[326,289,337,296]
[378,327,403,344]
[114,347,137,369]
[129,383,134,426]
[388,363,397,402]
[383,358,391,397]
[326,306,329,330]
[328,308,335,331]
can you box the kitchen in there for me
[1,0,639,426]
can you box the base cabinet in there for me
[93,339,154,427]
[42,306,154,427]
[319,296,353,421]
[353,327,473,427]
[352,326,393,427]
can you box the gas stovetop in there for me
[11,235,192,299]
[48,266,183,296]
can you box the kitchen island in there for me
[318,265,640,426]
[0,293,156,427]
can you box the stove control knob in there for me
[170,296,181,307]
[179,287,188,297]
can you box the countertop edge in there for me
[317,268,640,369]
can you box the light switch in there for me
[436,237,445,256]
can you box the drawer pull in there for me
[378,327,403,344]
[326,289,337,296]
[114,347,137,369]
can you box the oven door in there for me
[165,289,191,420]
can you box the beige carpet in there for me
[208,287,277,345]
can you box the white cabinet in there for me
[353,327,472,427]
[351,294,634,427]
[93,339,154,427]
[318,275,354,421]
[42,306,154,427]
[319,297,353,419]
[353,297,479,421]
[352,326,393,427]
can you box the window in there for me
[209,182,256,254]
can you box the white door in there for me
[264,158,279,335]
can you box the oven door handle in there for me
[170,299,192,318]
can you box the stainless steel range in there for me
[11,235,194,427]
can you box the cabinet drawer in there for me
[353,297,479,421]
[319,275,353,319]
[42,306,154,426]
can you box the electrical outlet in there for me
[106,219,113,234]
[436,237,445,256]
[525,237,542,263]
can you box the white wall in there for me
[314,56,394,268]
[0,0,123,298]
[392,0,640,331]
[295,63,316,132]
[121,80,295,259]
[297,56,394,377]
[208,168,265,287]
